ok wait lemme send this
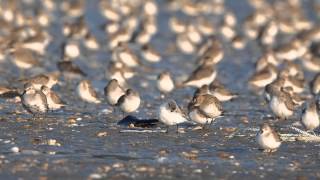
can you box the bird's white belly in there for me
[202,104,221,118]
[185,71,217,88]
[189,110,211,124]
[270,97,293,118]
[256,134,281,150]
[143,51,160,63]
[302,112,320,130]
[77,87,100,104]
[108,89,124,105]
[157,79,174,93]
[121,97,140,113]
[159,106,187,126]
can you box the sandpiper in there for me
[157,71,175,94]
[279,74,305,94]
[63,40,81,59]
[256,123,281,152]
[231,35,247,50]
[188,94,223,125]
[19,31,51,55]
[77,80,101,104]
[302,53,320,72]
[197,38,224,65]
[41,86,66,111]
[301,101,320,132]
[249,64,277,90]
[100,1,121,22]
[141,44,161,63]
[104,79,125,106]
[282,86,305,107]
[209,82,237,102]
[193,85,210,97]
[57,61,86,78]
[158,100,188,132]
[108,61,135,79]
[176,32,195,54]
[275,39,307,61]
[10,48,40,70]
[21,83,48,118]
[282,62,304,79]
[116,89,141,114]
[255,50,279,72]
[83,32,100,51]
[113,42,140,67]
[183,62,217,88]
[268,87,296,120]
[19,72,59,90]
[169,17,187,34]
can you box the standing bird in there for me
[268,87,296,120]
[301,101,320,133]
[104,79,125,106]
[141,44,161,63]
[256,123,281,152]
[21,83,48,119]
[188,94,223,126]
[209,82,238,102]
[18,72,59,90]
[248,64,278,91]
[10,48,41,77]
[183,62,217,88]
[113,42,140,67]
[41,86,66,111]
[77,80,101,104]
[158,100,188,132]
[116,89,141,115]
[157,71,175,95]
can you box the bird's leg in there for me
[308,130,317,136]
[166,126,169,133]
[203,119,209,130]
[209,119,214,127]
[201,124,206,130]
[176,124,179,133]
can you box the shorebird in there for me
[157,71,175,95]
[116,89,141,115]
[41,86,66,111]
[104,79,125,106]
[18,72,59,90]
[9,48,40,72]
[57,61,86,78]
[183,62,217,88]
[158,100,189,132]
[113,42,140,67]
[209,82,238,102]
[21,83,48,119]
[141,44,161,63]
[188,94,223,126]
[248,64,277,90]
[77,80,101,104]
[256,123,281,152]
[301,101,320,133]
[268,87,296,120]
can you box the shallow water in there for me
[0,0,319,179]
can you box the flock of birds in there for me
[0,0,320,153]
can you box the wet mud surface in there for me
[0,0,320,179]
